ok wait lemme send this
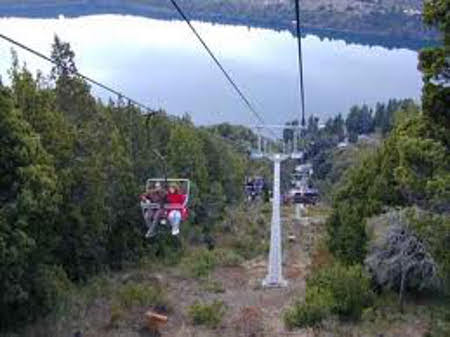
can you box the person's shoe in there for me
[172,227,180,236]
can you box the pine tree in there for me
[0,86,63,327]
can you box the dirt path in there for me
[24,204,432,337]
[157,205,325,337]
[40,205,325,337]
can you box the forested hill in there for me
[0,37,272,328]
[0,0,437,43]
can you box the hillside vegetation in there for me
[0,38,272,330]
[283,0,450,334]
[0,0,436,41]
[0,0,449,336]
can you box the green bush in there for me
[188,300,226,328]
[32,264,73,315]
[409,210,450,292]
[202,278,226,293]
[116,282,168,309]
[109,303,125,328]
[313,263,374,320]
[221,205,270,260]
[182,247,245,278]
[214,248,244,267]
[326,203,368,265]
[284,263,374,328]
[182,248,217,277]
[426,306,450,337]
[284,286,333,328]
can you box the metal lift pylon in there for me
[262,152,289,288]
[250,125,304,288]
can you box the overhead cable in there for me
[168,0,268,126]
[294,0,306,127]
[0,33,157,115]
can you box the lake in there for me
[0,14,422,126]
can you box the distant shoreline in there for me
[0,1,438,51]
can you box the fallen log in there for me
[145,311,168,332]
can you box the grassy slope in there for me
[12,202,445,337]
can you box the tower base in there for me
[262,276,288,288]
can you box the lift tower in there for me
[263,152,289,287]
[251,125,303,287]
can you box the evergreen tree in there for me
[346,105,374,142]
[420,0,450,140]
[0,86,64,327]
[0,36,266,329]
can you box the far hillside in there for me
[0,0,437,42]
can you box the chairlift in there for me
[140,178,190,238]
[292,187,319,205]
[250,150,265,160]
[291,151,304,160]
[244,176,266,202]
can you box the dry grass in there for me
[14,203,437,337]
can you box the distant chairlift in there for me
[140,178,190,238]
[244,176,266,202]
[292,187,319,205]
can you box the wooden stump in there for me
[145,311,168,334]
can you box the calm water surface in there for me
[0,15,422,125]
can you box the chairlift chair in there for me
[140,178,190,238]
[250,150,264,160]
[291,151,304,160]
[293,187,319,205]
[244,176,265,202]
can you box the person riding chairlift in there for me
[140,182,166,238]
[166,184,188,236]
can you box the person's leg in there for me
[168,210,181,236]
[145,209,158,238]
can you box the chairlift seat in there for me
[250,152,264,160]
[140,178,191,236]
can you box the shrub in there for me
[182,248,217,277]
[202,278,225,293]
[188,300,226,328]
[313,263,374,320]
[214,248,244,267]
[426,306,450,337]
[284,286,333,328]
[221,205,270,260]
[31,264,73,316]
[409,210,450,293]
[366,210,439,311]
[109,303,124,328]
[326,203,368,265]
[116,282,168,309]
[284,263,374,328]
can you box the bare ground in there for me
[24,205,431,337]
[50,206,323,337]
[146,207,323,337]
